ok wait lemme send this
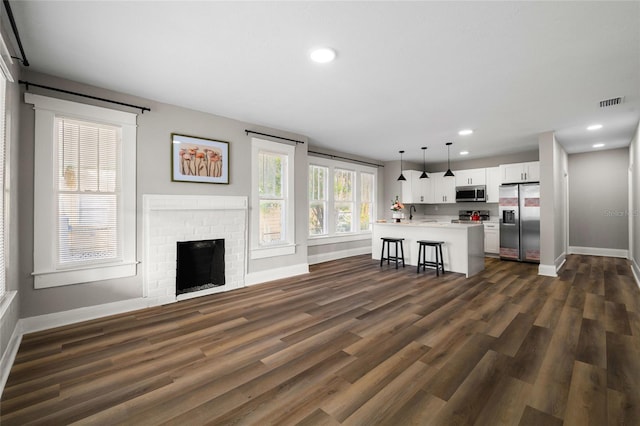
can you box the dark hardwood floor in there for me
[1,254,639,425]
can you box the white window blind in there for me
[56,118,121,266]
[27,93,137,288]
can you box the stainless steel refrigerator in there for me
[499,183,540,263]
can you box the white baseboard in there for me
[538,251,567,277]
[632,258,640,289]
[556,253,566,272]
[308,247,371,265]
[568,246,629,258]
[19,296,173,336]
[538,264,557,277]
[245,263,309,286]
[0,319,22,397]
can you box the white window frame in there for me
[333,168,356,234]
[0,35,11,302]
[309,164,329,236]
[250,138,295,259]
[308,156,377,246]
[26,93,137,289]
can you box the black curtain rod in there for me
[308,150,384,168]
[20,81,151,114]
[3,0,29,66]
[245,130,304,144]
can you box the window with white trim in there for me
[334,168,355,233]
[251,138,295,259]
[309,165,328,236]
[360,172,375,231]
[26,93,137,289]
[308,157,377,241]
[0,67,6,300]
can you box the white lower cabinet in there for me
[484,222,499,254]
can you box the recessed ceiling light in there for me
[458,129,473,136]
[310,47,336,63]
[459,151,469,155]
[593,143,605,148]
[587,124,603,131]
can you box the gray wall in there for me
[18,70,312,317]
[630,122,639,278]
[569,148,629,250]
[539,131,568,271]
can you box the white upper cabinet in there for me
[499,161,540,184]
[401,170,431,204]
[485,166,500,203]
[431,172,456,204]
[454,168,486,186]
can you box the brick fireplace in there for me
[142,195,247,303]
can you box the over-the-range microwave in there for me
[455,185,486,202]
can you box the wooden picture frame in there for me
[171,133,229,184]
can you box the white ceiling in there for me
[9,1,640,163]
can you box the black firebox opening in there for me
[176,239,225,295]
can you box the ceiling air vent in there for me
[599,97,624,108]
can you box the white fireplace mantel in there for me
[142,194,248,304]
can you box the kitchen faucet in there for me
[409,205,417,220]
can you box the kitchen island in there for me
[372,221,485,277]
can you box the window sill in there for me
[308,233,372,246]
[250,244,296,260]
[32,261,138,289]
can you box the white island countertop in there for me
[372,221,485,277]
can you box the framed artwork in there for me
[171,133,229,184]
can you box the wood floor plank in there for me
[429,350,506,425]
[526,304,583,418]
[607,388,640,426]
[473,375,531,426]
[575,317,607,369]
[386,389,446,425]
[1,254,638,425]
[322,341,429,422]
[491,312,536,357]
[604,300,633,335]
[506,325,553,384]
[517,405,563,426]
[423,333,497,401]
[606,331,640,396]
[341,360,437,425]
[563,361,607,426]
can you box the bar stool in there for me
[417,240,445,276]
[380,237,405,269]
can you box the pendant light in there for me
[419,147,429,179]
[444,142,455,177]
[397,150,406,181]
